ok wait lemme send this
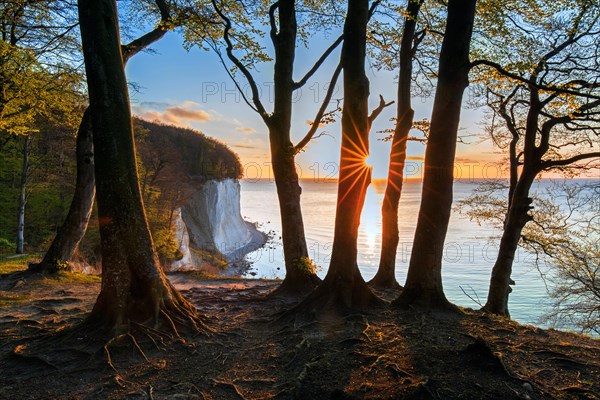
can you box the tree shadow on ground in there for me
[0,273,599,399]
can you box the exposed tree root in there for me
[266,274,321,300]
[283,274,386,324]
[392,285,458,312]
[211,378,248,399]
[367,276,403,292]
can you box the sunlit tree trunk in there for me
[370,0,423,290]
[78,0,200,331]
[394,0,476,308]
[16,134,31,254]
[295,0,381,312]
[268,0,320,295]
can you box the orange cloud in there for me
[133,102,212,127]
[166,106,211,121]
[235,127,256,134]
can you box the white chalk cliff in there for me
[168,178,264,271]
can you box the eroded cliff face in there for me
[167,178,265,272]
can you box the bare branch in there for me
[211,0,269,121]
[470,59,600,100]
[122,0,173,64]
[294,63,342,152]
[293,34,343,90]
[368,94,394,125]
[269,1,280,45]
[541,152,600,170]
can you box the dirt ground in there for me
[0,270,599,399]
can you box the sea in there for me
[238,178,595,330]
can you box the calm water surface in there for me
[239,179,562,327]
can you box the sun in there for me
[364,152,373,168]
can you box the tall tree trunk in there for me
[32,110,94,271]
[483,170,536,316]
[294,0,381,313]
[16,134,31,254]
[370,0,423,290]
[35,1,172,274]
[269,0,320,295]
[394,0,476,308]
[78,0,200,331]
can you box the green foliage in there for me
[135,118,243,181]
[0,254,41,274]
[0,238,15,253]
[40,271,101,284]
[296,256,320,276]
[0,120,78,250]
[154,228,184,263]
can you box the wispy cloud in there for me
[132,101,213,127]
[235,127,256,134]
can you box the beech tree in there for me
[393,0,477,308]
[293,0,384,312]
[0,0,81,254]
[78,0,201,331]
[182,0,349,295]
[35,0,177,272]
[464,0,600,316]
[368,0,425,289]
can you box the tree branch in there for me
[121,0,172,64]
[470,59,600,100]
[293,34,343,89]
[541,152,600,169]
[269,1,279,45]
[368,94,394,125]
[211,0,269,121]
[294,63,342,152]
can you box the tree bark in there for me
[268,0,320,295]
[370,0,423,290]
[482,87,542,316]
[16,134,31,254]
[32,109,94,271]
[483,169,536,316]
[35,1,172,274]
[294,0,381,313]
[78,0,200,331]
[394,0,476,308]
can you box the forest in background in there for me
[0,117,242,265]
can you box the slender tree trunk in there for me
[78,0,200,331]
[16,134,31,254]
[269,0,319,295]
[483,176,535,316]
[32,109,94,271]
[394,0,476,308]
[370,0,423,290]
[294,0,381,312]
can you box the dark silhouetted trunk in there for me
[370,0,423,290]
[483,86,543,316]
[33,110,94,271]
[35,1,172,274]
[78,0,200,331]
[16,134,31,254]
[268,0,320,295]
[483,169,536,316]
[395,0,476,308]
[294,0,381,313]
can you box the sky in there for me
[123,16,506,181]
